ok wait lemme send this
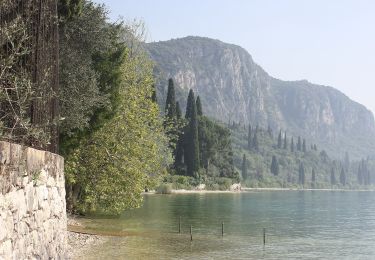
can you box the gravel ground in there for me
[67,216,108,259]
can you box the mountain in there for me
[146,36,375,159]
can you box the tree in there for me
[165,78,176,119]
[297,136,302,151]
[184,90,200,177]
[299,163,305,185]
[196,96,203,116]
[358,164,363,185]
[0,9,52,147]
[267,125,273,137]
[247,125,252,150]
[344,152,350,172]
[290,137,295,152]
[302,139,307,153]
[311,168,316,183]
[241,154,248,180]
[277,130,282,149]
[58,0,83,21]
[64,46,171,214]
[59,2,127,146]
[174,102,184,168]
[197,116,237,180]
[283,132,287,149]
[252,130,259,151]
[340,167,346,186]
[271,156,279,176]
[176,102,182,119]
[185,89,195,119]
[330,167,336,186]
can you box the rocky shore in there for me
[67,217,107,259]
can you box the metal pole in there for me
[222,222,224,237]
[263,228,266,245]
[178,216,181,233]
[190,225,193,241]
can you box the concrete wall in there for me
[0,141,67,259]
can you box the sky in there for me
[93,0,375,114]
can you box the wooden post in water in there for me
[263,228,266,245]
[190,225,193,241]
[179,216,181,233]
[222,222,224,237]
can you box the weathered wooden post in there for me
[263,228,266,245]
[190,225,193,241]
[222,222,224,237]
[178,216,181,233]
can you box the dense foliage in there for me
[58,1,170,214]
[162,81,239,189]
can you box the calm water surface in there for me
[78,191,375,259]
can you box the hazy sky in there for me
[93,0,375,114]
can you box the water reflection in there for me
[78,191,375,259]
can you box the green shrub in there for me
[156,184,173,194]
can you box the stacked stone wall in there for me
[0,141,66,259]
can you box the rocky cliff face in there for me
[147,36,375,158]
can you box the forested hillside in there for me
[228,122,375,188]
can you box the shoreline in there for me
[67,216,108,259]
[143,187,375,194]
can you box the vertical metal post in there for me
[178,216,181,234]
[190,225,193,241]
[263,228,266,245]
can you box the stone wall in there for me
[0,141,67,259]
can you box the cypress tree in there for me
[247,125,252,150]
[302,139,307,153]
[344,152,350,172]
[271,156,279,176]
[185,89,194,119]
[267,125,273,137]
[297,136,302,151]
[299,163,305,185]
[291,137,295,152]
[185,90,200,177]
[196,96,203,116]
[283,132,287,149]
[340,167,346,186]
[277,130,282,149]
[362,159,370,185]
[358,164,363,185]
[176,102,182,119]
[241,154,248,180]
[312,168,316,183]
[330,167,336,185]
[252,131,259,151]
[174,102,183,168]
[165,78,176,119]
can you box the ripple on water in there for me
[79,191,375,259]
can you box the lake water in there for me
[78,191,375,259]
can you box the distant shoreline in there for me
[143,187,375,195]
[242,187,375,192]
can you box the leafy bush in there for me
[156,184,173,194]
[205,177,233,190]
